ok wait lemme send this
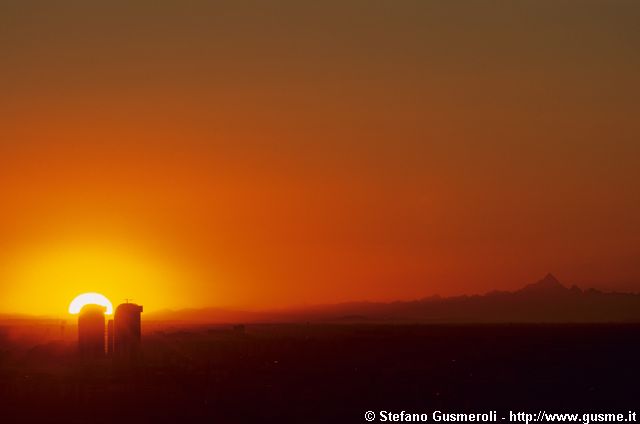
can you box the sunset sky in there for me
[1,1,639,315]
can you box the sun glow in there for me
[69,292,113,315]
[0,241,187,315]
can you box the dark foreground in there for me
[1,323,638,423]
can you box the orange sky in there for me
[1,1,639,315]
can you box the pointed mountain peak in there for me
[518,273,567,294]
[540,273,561,286]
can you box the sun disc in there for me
[69,292,113,315]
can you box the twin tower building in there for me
[78,302,143,359]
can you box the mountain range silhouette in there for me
[149,274,640,323]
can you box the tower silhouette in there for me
[107,318,114,355]
[78,304,106,357]
[113,302,143,360]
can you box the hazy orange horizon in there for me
[1,1,639,315]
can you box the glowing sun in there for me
[69,292,113,315]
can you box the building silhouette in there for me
[113,302,143,360]
[107,318,114,355]
[78,304,106,357]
